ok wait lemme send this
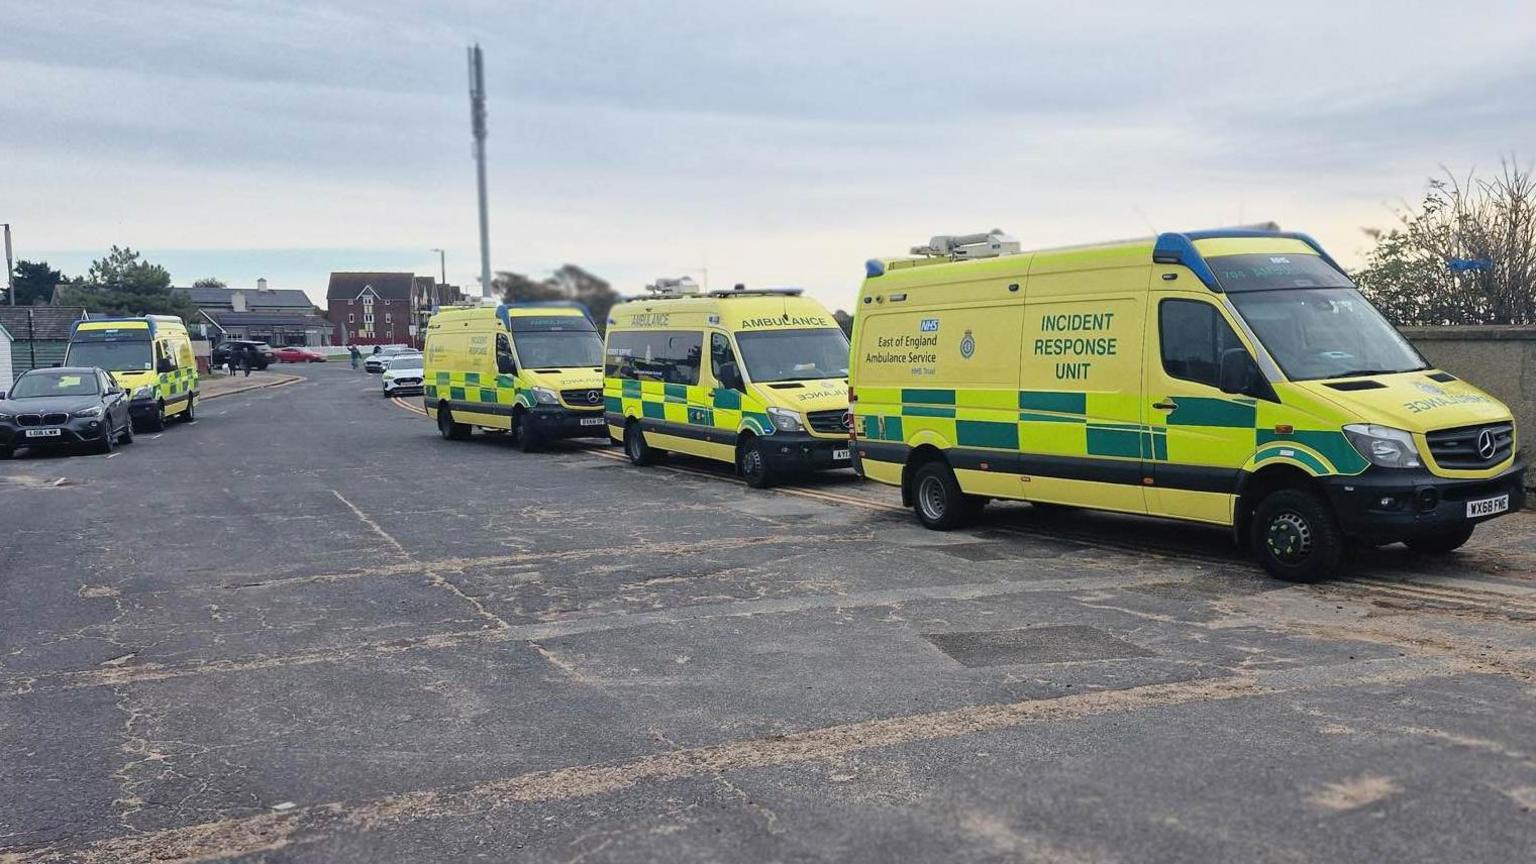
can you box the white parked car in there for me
[381,354,425,396]
[364,345,414,373]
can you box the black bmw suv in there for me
[0,367,135,458]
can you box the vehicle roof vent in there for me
[911,230,1020,261]
[643,276,701,296]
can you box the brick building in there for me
[326,272,468,348]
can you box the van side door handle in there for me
[1152,399,1178,411]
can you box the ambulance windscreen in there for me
[736,328,850,383]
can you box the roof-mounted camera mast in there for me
[643,276,701,296]
[911,230,1021,261]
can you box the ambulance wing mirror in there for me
[496,353,516,375]
[1218,348,1261,396]
[716,362,744,392]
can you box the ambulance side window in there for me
[710,333,741,389]
[1160,300,1245,389]
[496,333,516,373]
[605,331,701,385]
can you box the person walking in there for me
[236,343,252,378]
[348,344,361,370]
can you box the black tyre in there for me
[1251,488,1344,582]
[517,412,541,453]
[436,403,470,441]
[138,402,166,433]
[911,461,979,531]
[94,426,115,455]
[1404,524,1475,554]
[0,446,11,460]
[180,396,196,423]
[624,422,661,466]
[119,419,134,445]
[737,437,775,489]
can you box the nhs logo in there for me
[919,318,940,332]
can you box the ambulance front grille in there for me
[1426,422,1513,469]
[806,409,851,435]
[562,388,603,406]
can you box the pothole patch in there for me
[923,625,1154,668]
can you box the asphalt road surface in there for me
[3,363,1535,863]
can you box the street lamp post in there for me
[3,223,14,306]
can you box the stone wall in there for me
[1401,326,1534,494]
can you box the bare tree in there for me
[1357,159,1536,325]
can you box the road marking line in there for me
[10,657,1470,864]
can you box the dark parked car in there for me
[211,340,275,370]
[0,367,135,458]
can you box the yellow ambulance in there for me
[604,280,852,487]
[423,303,606,450]
[65,315,198,432]
[850,228,1524,581]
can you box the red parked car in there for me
[271,346,327,363]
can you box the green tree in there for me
[6,260,68,306]
[494,264,622,331]
[1357,160,1536,325]
[193,277,227,290]
[57,246,196,319]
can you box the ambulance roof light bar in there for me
[911,230,1020,260]
[643,276,701,296]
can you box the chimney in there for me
[257,278,269,292]
[232,291,247,313]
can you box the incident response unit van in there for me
[423,302,606,450]
[64,315,198,432]
[604,279,852,487]
[850,228,1525,581]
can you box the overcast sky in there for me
[4,1,1534,311]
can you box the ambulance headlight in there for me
[1343,424,1421,469]
[766,407,805,432]
[531,386,560,405]
[133,386,154,400]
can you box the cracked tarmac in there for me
[2,364,1535,863]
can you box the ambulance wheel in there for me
[180,396,196,423]
[1404,525,1475,554]
[516,412,542,453]
[912,461,979,531]
[1251,488,1344,582]
[138,402,166,434]
[624,423,662,466]
[436,403,470,441]
[737,437,775,489]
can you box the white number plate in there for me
[1467,495,1509,518]
[25,428,62,438]
[832,448,851,461]
[580,417,605,427]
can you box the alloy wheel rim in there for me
[741,448,763,479]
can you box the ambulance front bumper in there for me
[760,432,853,472]
[1320,460,1526,543]
[527,406,607,439]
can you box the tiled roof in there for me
[326,272,415,301]
[185,286,315,310]
[0,306,89,341]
